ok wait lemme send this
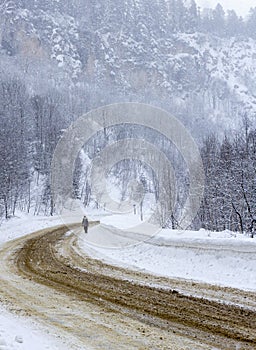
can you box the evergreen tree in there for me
[225,10,243,37]
[188,0,199,33]
[246,7,256,39]
[212,3,225,36]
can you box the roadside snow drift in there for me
[80,214,256,291]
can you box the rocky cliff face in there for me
[0,0,255,129]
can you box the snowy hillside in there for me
[0,2,256,349]
[0,0,256,127]
[0,1,82,77]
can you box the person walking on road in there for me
[82,215,89,233]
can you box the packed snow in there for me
[0,210,255,349]
[80,213,256,291]
[0,306,68,350]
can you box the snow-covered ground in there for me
[0,211,62,245]
[0,210,256,349]
[80,213,256,291]
[0,212,69,350]
[0,307,67,350]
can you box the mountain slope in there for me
[0,0,255,127]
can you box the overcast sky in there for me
[196,0,255,17]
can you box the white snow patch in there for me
[100,213,150,230]
[0,211,62,245]
[0,306,68,350]
[80,214,256,291]
[0,213,71,350]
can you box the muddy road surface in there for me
[0,224,255,349]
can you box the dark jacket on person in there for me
[82,216,88,230]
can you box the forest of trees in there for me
[154,0,256,39]
[199,119,256,237]
[0,73,255,236]
[0,78,71,220]
[3,0,256,39]
[0,1,256,235]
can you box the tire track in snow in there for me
[0,224,255,349]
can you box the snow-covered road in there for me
[1,223,256,349]
[0,212,255,350]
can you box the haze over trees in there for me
[0,0,255,235]
[199,119,256,237]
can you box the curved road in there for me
[0,223,255,349]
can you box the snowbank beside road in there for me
[81,214,256,291]
[100,212,151,230]
[0,307,67,350]
[0,211,63,245]
[0,212,72,350]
